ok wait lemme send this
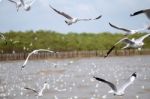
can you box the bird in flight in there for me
[49,4,102,25]
[24,82,49,97]
[21,49,57,70]
[109,22,148,36]
[130,8,150,20]
[93,72,137,96]
[104,33,150,58]
[8,0,36,11]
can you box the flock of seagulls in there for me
[0,0,150,98]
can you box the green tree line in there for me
[0,30,150,53]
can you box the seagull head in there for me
[24,5,31,11]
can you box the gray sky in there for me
[0,0,150,33]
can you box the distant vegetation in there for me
[0,30,150,53]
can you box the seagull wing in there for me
[104,37,129,58]
[130,9,150,19]
[78,15,102,21]
[37,49,55,53]
[29,0,36,6]
[21,50,37,70]
[104,46,115,58]
[8,0,17,4]
[20,0,25,6]
[119,72,136,92]
[145,9,150,19]
[109,23,131,32]
[130,10,144,16]
[93,76,117,92]
[49,5,73,20]
[24,87,38,94]
[136,34,150,42]
[122,38,135,44]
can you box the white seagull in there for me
[49,5,102,25]
[130,8,150,19]
[0,33,7,45]
[8,0,35,11]
[93,72,137,96]
[109,22,148,35]
[104,33,150,58]
[21,49,57,70]
[24,82,49,96]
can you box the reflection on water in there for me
[0,55,150,99]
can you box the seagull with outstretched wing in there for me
[24,82,49,96]
[49,4,102,25]
[93,72,137,96]
[104,34,150,58]
[21,0,36,11]
[104,37,134,58]
[130,8,150,19]
[8,0,35,11]
[109,22,147,35]
[21,49,57,70]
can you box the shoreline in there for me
[0,49,150,61]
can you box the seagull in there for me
[20,0,36,11]
[24,82,49,96]
[21,49,57,70]
[8,0,35,11]
[109,22,148,35]
[0,33,7,45]
[130,9,150,19]
[93,72,137,96]
[104,33,150,58]
[49,4,102,25]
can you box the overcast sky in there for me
[0,0,150,33]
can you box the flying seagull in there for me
[8,0,35,11]
[104,33,150,58]
[49,4,102,25]
[109,22,148,35]
[24,82,49,96]
[93,72,137,96]
[21,49,57,70]
[20,0,36,11]
[130,9,150,19]
[0,33,7,45]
